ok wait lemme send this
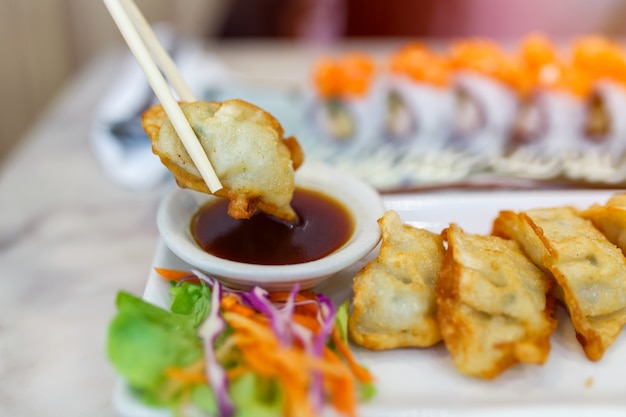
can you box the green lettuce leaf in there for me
[169,281,211,327]
[107,291,203,405]
[189,384,218,416]
[230,372,285,417]
[334,298,377,401]
[334,298,350,343]
[108,289,373,414]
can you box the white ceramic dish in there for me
[116,189,626,417]
[156,161,385,291]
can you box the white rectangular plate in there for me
[114,189,626,417]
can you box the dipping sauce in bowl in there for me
[191,188,354,265]
[157,161,385,291]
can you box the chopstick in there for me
[103,0,223,193]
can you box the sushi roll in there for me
[494,34,589,178]
[384,43,454,149]
[563,37,626,182]
[576,37,626,156]
[447,39,527,159]
[379,43,484,188]
[306,52,384,149]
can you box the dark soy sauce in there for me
[191,188,354,265]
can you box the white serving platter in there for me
[114,189,626,417]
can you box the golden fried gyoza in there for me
[493,206,626,361]
[581,193,626,256]
[349,210,445,349]
[142,99,304,222]
[436,224,555,379]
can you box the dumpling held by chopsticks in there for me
[142,99,304,222]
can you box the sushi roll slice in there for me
[494,34,589,178]
[307,52,384,149]
[564,37,626,182]
[447,39,527,159]
[384,43,454,149]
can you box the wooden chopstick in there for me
[103,0,223,193]
[118,0,195,102]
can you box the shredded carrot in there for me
[226,365,249,380]
[295,303,319,318]
[292,314,321,334]
[162,360,207,417]
[331,328,374,384]
[165,359,206,385]
[322,347,357,417]
[224,311,360,417]
[229,318,315,417]
[221,294,256,317]
[268,290,318,303]
[154,267,196,281]
[155,268,369,417]
[269,290,320,319]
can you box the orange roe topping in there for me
[448,38,528,94]
[571,36,626,87]
[519,34,559,77]
[518,33,591,97]
[313,52,376,98]
[389,42,450,87]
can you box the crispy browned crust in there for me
[492,206,626,361]
[436,224,556,379]
[284,136,304,170]
[348,211,444,349]
[435,241,468,363]
[141,104,167,141]
[581,193,626,257]
[141,100,303,221]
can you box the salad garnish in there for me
[108,268,375,417]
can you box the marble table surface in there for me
[0,48,166,417]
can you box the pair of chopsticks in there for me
[103,0,223,193]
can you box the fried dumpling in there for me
[581,193,626,256]
[142,99,304,222]
[348,210,445,349]
[436,224,555,379]
[493,206,626,361]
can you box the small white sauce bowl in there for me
[157,161,385,291]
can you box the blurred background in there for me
[2,0,626,167]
